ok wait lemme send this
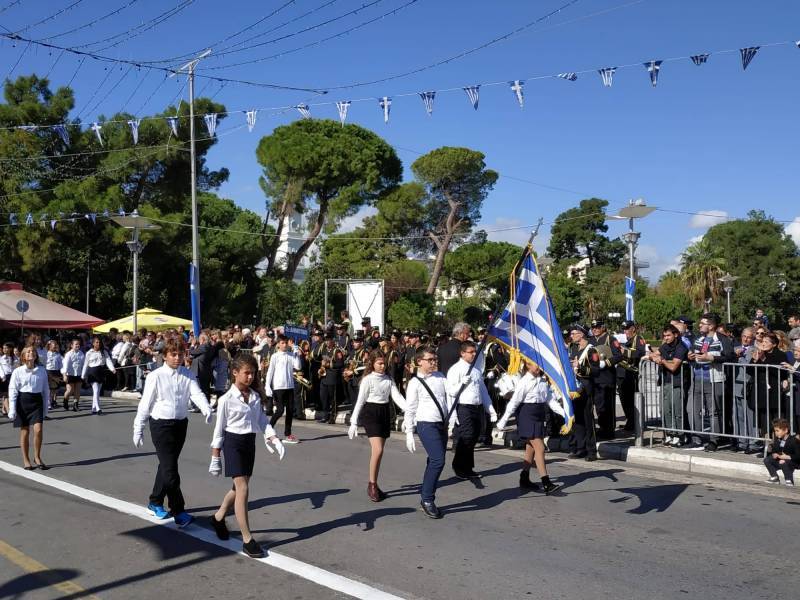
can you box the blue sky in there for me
[2,0,799,280]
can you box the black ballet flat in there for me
[24,465,35,471]
[34,462,49,470]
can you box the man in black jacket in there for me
[189,332,218,403]
[437,322,472,377]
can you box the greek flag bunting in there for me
[644,60,662,87]
[625,276,635,321]
[379,96,391,123]
[204,113,218,137]
[488,250,577,432]
[246,110,257,132]
[127,119,140,145]
[463,85,480,110]
[91,122,103,146]
[296,104,311,119]
[598,67,616,87]
[740,46,759,70]
[557,72,578,81]
[690,53,709,66]
[796,40,800,49]
[509,80,524,109]
[8,214,17,225]
[25,213,33,226]
[54,124,69,146]
[335,101,350,126]
[166,116,179,136]
[419,91,435,116]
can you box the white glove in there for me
[209,456,222,476]
[133,431,144,448]
[400,419,409,434]
[272,438,286,460]
[203,409,213,424]
[7,408,15,420]
[598,360,607,369]
[460,375,472,386]
[406,432,416,453]
[496,419,508,431]
[488,407,498,423]
[486,371,496,379]
[348,423,358,439]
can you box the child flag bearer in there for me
[208,353,285,558]
[133,336,213,527]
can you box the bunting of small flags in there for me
[25,213,33,226]
[557,72,578,81]
[246,110,257,132]
[644,60,662,87]
[9,214,17,225]
[296,104,312,120]
[335,101,350,126]
[18,125,36,132]
[690,53,709,66]
[419,91,435,116]
[509,80,524,109]
[740,46,760,70]
[86,213,96,224]
[598,67,616,87]
[379,96,391,124]
[204,113,218,137]
[166,116,179,136]
[53,124,69,146]
[796,40,800,49]
[128,119,140,145]
[91,122,103,146]
[3,208,133,230]
[463,85,480,110]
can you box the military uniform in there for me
[343,337,367,405]
[479,338,509,446]
[568,329,600,458]
[588,321,622,439]
[318,338,345,423]
[616,321,647,431]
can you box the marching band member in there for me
[8,346,50,470]
[404,346,451,518]
[81,336,116,414]
[348,350,407,502]
[496,361,563,494]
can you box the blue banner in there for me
[190,263,201,335]
[284,324,309,342]
[625,276,635,321]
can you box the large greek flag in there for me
[488,251,577,430]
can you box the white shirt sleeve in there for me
[404,377,420,429]
[500,376,528,424]
[210,396,228,449]
[188,373,211,415]
[133,372,157,436]
[478,377,492,412]
[8,368,19,417]
[264,358,276,397]
[389,381,407,411]
[350,375,371,425]
[81,354,88,379]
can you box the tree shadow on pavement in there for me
[251,506,416,548]
[0,568,82,598]
[48,451,156,468]
[190,488,350,514]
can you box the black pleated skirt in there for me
[223,431,256,478]
[359,402,391,439]
[14,392,44,428]
[85,366,105,385]
[517,403,547,440]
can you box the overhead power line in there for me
[38,0,141,42]
[12,0,87,35]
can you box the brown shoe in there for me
[367,482,381,502]
[375,485,388,501]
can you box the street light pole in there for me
[718,272,739,323]
[112,211,159,335]
[614,199,655,321]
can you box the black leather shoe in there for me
[567,452,587,459]
[543,481,562,495]
[420,501,442,519]
[519,472,540,491]
[210,515,229,540]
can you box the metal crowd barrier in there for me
[637,360,798,449]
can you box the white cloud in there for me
[636,244,680,281]
[688,234,704,245]
[337,206,377,233]
[786,217,800,247]
[688,210,728,228]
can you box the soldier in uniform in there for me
[309,329,325,418]
[334,323,351,353]
[318,332,345,423]
[567,324,598,460]
[588,319,622,439]
[343,332,368,405]
[479,332,509,447]
[616,320,647,432]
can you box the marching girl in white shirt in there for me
[61,339,85,412]
[1,342,18,416]
[208,353,285,558]
[348,349,407,503]
[8,346,50,470]
[81,336,116,414]
[496,362,564,494]
[45,340,63,410]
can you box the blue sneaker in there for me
[147,503,170,520]
[173,511,194,528]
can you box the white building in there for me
[274,210,312,283]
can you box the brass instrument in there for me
[293,371,312,390]
[318,357,330,378]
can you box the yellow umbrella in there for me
[93,307,193,333]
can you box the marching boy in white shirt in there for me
[264,334,302,444]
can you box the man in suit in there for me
[437,322,472,377]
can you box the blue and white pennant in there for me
[598,67,616,87]
[643,60,662,87]
[335,101,351,126]
[419,91,435,116]
[740,46,760,70]
[509,80,524,109]
[463,85,480,110]
[379,96,391,123]
[204,113,218,137]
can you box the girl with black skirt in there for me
[208,353,285,558]
[8,346,50,470]
[61,339,84,412]
[496,362,564,494]
[348,350,407,502]
[45,340,63,410]
[81,336,116,414]
[1,342,18,416]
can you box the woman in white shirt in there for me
[45,340,63,410]
[61,339,85,412]
[81,336,116,414]
[8,346,50,470]
[496,361,564,494]
[208,353,284,558]
[1,341,18,416]
[348,349,407,502]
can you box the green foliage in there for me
[444,296,487,328]
[679,238,726,308]
[387,292,434,330]
[258,276,299,326]
[547,198,625,267]
[543,270,584,326]
[635,293,692,338]
[382,260,428,305]
[443,240,521,299]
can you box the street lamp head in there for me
[717,272,739,286]
[617,199,656,220]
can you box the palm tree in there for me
[679,239,726,309]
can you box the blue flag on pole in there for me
[625,276,635,321]
[488,251,577,432]
[189,263,201,336]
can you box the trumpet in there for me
[318,357,330,378]
[293,371,312,390]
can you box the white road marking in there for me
[0,459,405,600]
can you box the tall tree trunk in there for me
[284,196,328,281]
[426,198,462,294]
[265,178,303,274]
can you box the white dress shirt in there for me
[81,349,115,378]
[133,364,211,435]
[111,341,125,361]
[0,355,17,380]
[210,385,276,449]
[264,349,301,395]
[404,371,450,426]
[498,372,565,427]
[446,359,492,410]
[350,372,407,424]
[46,351,63,371]
[61,350,84,377]
[8,365,50,418]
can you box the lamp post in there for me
[717,272,739,323]
[112,211,160,334]
[611,199,655,320]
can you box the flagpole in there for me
[443,218,544,426]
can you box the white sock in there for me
[92,383,101,411]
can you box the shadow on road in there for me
[0,568,83,598]
[190,488,350,514]
[298,433,349,442]
[609,483,689,514]
[48,451,156,468]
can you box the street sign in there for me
[16,299,29,314]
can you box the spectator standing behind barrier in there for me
[781,343,800,427]
[731,328,758,453]
[687,313,735,452]
[750,332,789,430]
[649,324,689,447]
[763,418,799,486]
[787,314,800,343]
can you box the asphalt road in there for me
[1,399,798,600]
